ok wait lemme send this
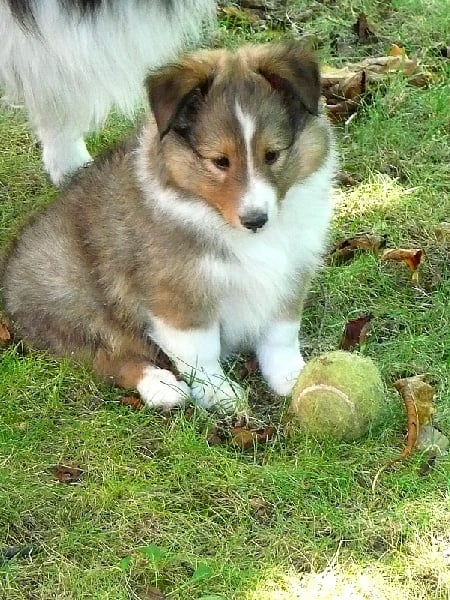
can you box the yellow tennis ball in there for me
[290,350,384,440]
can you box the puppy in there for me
[1,42,337,413]
[0,0,215,184]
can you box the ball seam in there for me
[296,383,356,413]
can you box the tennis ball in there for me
[290,350,384,441]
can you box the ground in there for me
[0,1,449,598]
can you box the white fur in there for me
[136,366,190,410]
[239,176,278,224]
[0,0,214,183]
[235,103,278,224]
[256,321,305,396]
[149,319,245,414]
[200,153,336,352]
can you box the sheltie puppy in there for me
[0,0,215,184]
[1,41,336,414]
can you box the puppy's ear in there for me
[249,41,321,116]
[146,55,217,138]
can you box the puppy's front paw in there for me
[191,376,246,414]
[137,367,189,410]
[261,352,305,396]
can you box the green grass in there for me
[1,1,450,598]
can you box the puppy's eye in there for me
[265,150,280,165]
[212,156,230,170]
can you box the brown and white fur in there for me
[1,42,336,413]
[0,0,214,185]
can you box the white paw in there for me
[190,375,245,414]
[41,136,92,185]
[137,367,189,410]
[261,352,305,396]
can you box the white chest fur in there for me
[200,161,335,352]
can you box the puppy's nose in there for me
[239,211,268,232]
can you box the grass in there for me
[1,0,450,598]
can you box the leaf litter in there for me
[340,314,373,351]
[0,313,12,348]
[52,464,84,484]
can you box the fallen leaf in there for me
[330,233,387,264]
[381,248,423,283]
[322,54,420,88]
[340,70,367,100]
[0,318,12,348]
[249,496,273,520]
[357,55,419,77]
[372,376,439,490]
[322,69,366,123]
[231,425,276,450]
[336,171,359,187]
[326,99,359,123]
[340,314,373,351]
[237,356,259,380]
[353,12,377,44]
[231,413,251,429]
[321,49,428,122]
[394,375,435,460]
[407,71,432,87]
[206,425,225,446]
[52,464,83,484]
[389,43,406,57]
[119,394,145,410]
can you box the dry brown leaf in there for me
[325,100,358,123]
[321,47,422,123]
[340,314,373,351]
[358,55,419,77]
[353,12,377,44]
[340,70,367,100]
[372,376,438,490]
[322,54,419,85]
[237,356,259,380]
[231,426,276,450]
[206,425,225,446]
[330,233,387,264]
[52,464,83,484]
[0,320,12,348]
[336,171,359,187]
[389,43,406,58]
[249,496,273,520]
[394,375,435,460]
[408,72,432,87]
[119,394,145,410]
[381,248,423,283]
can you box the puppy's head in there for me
[146,42,330,232]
